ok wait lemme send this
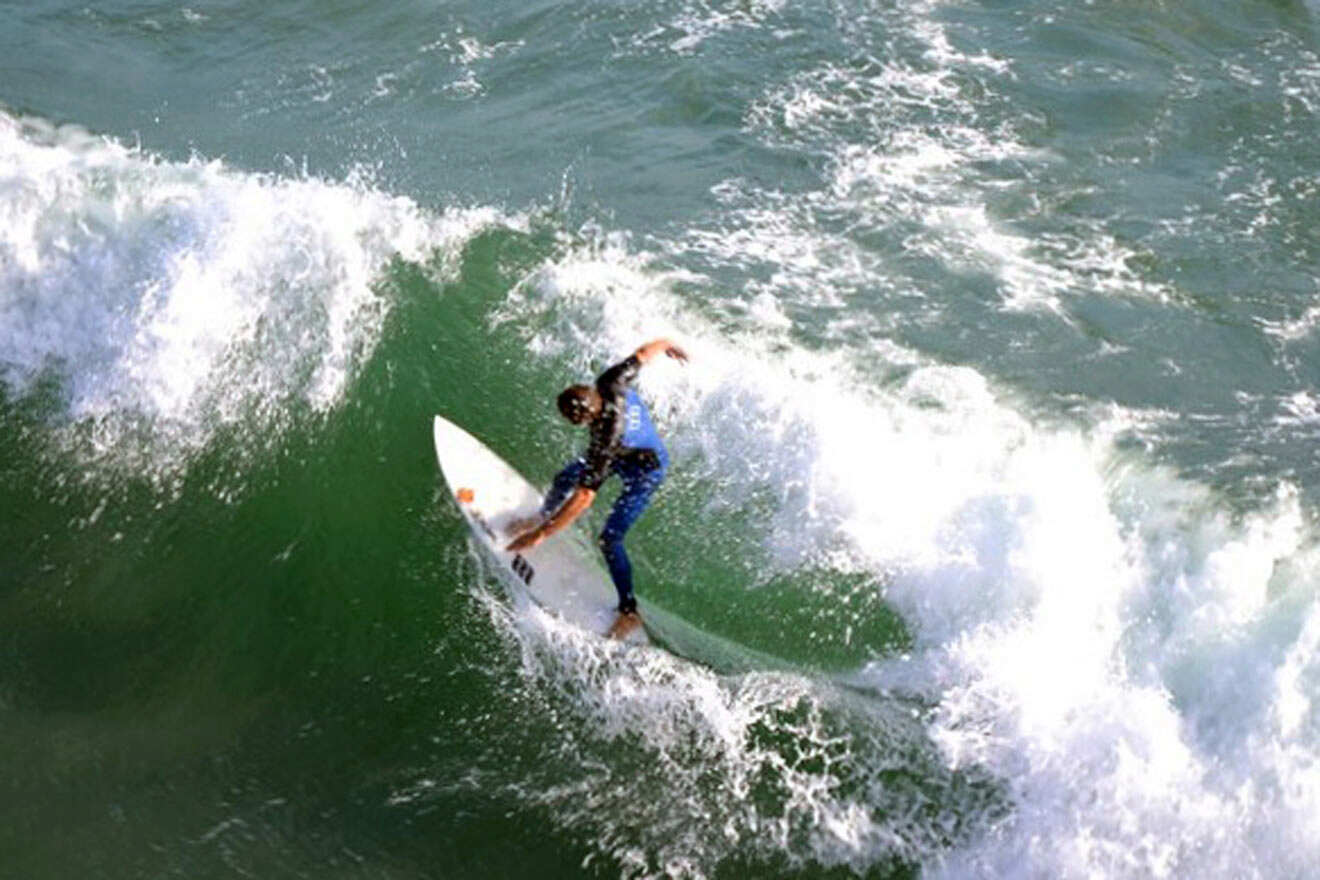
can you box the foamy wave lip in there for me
[498,234,1320,877]
[0,112,517,479]
[918,473,1320,876]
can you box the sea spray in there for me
[0,111,519,489]
[487,229,1320,878]
[460,560,1000,879]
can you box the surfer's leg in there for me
[598,466,665,613]
[541,458,587,516]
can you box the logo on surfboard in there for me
[511,554,535,585]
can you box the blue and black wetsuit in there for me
[540,355,668,614]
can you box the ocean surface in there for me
[3,1,1319,877]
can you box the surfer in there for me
[506,338,688,639]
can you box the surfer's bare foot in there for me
[606,610,642,640]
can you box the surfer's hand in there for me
[665,343,689,363]
[505,513,543,535]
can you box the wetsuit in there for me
[539,355,669,614]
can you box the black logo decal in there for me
[510,554,535,585]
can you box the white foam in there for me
[492,229,1320,878]
[470,7,1320,873]
[618,0,788,57]
[484,4,1314,876]
[458,6,1313,874]
[0,112,516,481]
[1276,390,1320,426]
[1258,303,1320,342]
[704,8,1174,315]
[418,26,523,100]
[468,548,970,877]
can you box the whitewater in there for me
[2,1,1319,878]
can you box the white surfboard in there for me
[433,415,648,644]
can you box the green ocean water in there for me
[3,1,1320,878]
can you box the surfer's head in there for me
[557,385,601,425]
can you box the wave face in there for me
[3,0,1319,878]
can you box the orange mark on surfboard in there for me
[456,488,475,503]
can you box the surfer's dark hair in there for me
[557,385,600,424]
